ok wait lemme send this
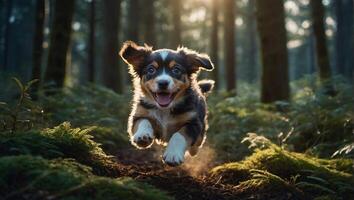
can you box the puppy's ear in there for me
[119,41,152,73]
[177,47,214,73]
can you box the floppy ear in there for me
[177,47,214,73]
[119,41,152,73]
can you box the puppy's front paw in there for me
[162,132,187,166]
[133,131,154,148]
[163,147,185,166]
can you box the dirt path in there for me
[113,148,243,200]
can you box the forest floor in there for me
[0,79,353,200]
[113,148,240,200]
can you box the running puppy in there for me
[119,41,215,166]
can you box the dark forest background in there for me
[0,0,352,100]
[0,1,353,200]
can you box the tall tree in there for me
[44,0,75,89]
[210,0,219,89]
[143,0,156,47]
[101,0,123,93]
[31,0,45,93]
[127,0,140,42]
[334,0,353,80]
[256,0,289,103]
[244,0,258,83]
[170,0,182,48]
[88,0,95,82]
[309,0,332,84]
[224,0,236,92]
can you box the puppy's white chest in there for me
[149,109,172,141]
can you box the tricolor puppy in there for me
[119,41,215,166]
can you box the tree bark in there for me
[310,0,332,82]
[171,0,182,48]
[44,0,75,89]
[88,0,95,82]
[210,0,219,89]
[32,0,45,92]
[245,0,258,83]
[334,0,353,80]
[224,0,236,92]
[101,0,123,93]
[256,0,289,103]
[143,0,156,47]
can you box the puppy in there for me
[119,41,215,166]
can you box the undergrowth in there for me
[0,155,171,200]
[210,134,354,200]
[208,76,354,161]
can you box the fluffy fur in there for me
[119,41,215,166]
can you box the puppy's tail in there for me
[198,79,215,94]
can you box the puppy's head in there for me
[119,41,214,109]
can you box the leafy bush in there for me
[210,134,354,199]
[0,155,172,200]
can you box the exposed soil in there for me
[111,147,296,200]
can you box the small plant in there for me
[0,78,43,133]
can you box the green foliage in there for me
[0,78,43,132]
[0,122,117,176]
[210,134,354,199]
[207,77,354,161]
[0,155,172,200]
[41,84,131,153]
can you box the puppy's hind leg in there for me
[131,119,154,149]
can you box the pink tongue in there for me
[156,93,172,106]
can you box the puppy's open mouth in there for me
[153,92,176,107]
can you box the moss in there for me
[41,85,131,153]
[0,122,119,176]
[210,141,354,199]
[0,155,172,200]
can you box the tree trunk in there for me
[245,0,258,83]
[31,0,45,94]
[210,0,219,89]
[88,0,95,82]
[224,0,236,92]
[44,0,75,89]
[256,0,289,103]
[143,0,156,47]
[127,0,140,43]
[101,0,123,93]
[171,0,182,48]
[334,0,353,80]
[3,0,13,71]
[310,0,332,82]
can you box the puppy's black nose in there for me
[158,80,169,89]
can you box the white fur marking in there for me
[159,51,169,61]
[163,132,187,165]
[132,119,153,145]
[156,69,174,90]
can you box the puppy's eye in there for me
[146,66,156,75]
[172,67,182,75]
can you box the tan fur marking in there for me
[168,60,177,68]
[173,75,190,102]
